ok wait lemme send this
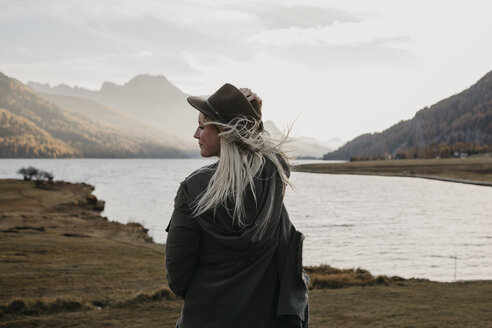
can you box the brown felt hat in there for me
[187,83,262,129]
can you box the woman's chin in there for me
[200,149,219,158]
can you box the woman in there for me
[165,83,309,328]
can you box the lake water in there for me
[1,158,491,282]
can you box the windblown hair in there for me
[192,114,293,229]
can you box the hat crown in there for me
[208,83,261,124]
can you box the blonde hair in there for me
[192,114,292,231]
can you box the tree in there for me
[17,166,38,180]
[17,166,54,187]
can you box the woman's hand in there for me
[240,88,263,111]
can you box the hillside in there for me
[0,72,188,158]
[0,108,78,158]
[324,70,492,160]
[36,92,195,150]
[28,75,197,142]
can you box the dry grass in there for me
[0,180,166,312]
[293,157,492,186]
[1,179,492,327]
[308,280,492,328]
[304,265,404,289]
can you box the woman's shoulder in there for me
[183,161,217,184]
[180,161,218,199]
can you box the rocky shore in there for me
[1,179,491,327]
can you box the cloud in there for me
[137,51,153,57]
[0,16,120,61]
[267,42,417,70]
[241,4,359,29]
[247,21,411,47]
[245,22,416,69]
[0,3,252,72]
[0,1,415,83]
[0,1,370,70]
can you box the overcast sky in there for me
[1,0,491,141]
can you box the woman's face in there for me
[194,113,221,157]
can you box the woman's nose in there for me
[193,128,200,139]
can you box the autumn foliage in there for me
[0,72,186,158]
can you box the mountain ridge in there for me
[324,70,492,160]
[36,92,193,149]
[28,74,196,142]
[28,75,342,157]
[0,72,189,158]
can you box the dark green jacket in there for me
[165,159,309,328]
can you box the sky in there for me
[1,0,492,142]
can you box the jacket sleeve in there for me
[165,183,201,299]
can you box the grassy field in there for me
[1,179,492,327]
[293,157,492,186]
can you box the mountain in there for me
[0,108,78,157]
[0,72,189,158]
[263,120,343,158]
[28,74,197,142]
[324,70,492,160]
[24,74,347,158]
[35,92,194,150]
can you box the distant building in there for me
[453,152,468,158]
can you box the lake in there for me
[1,158,491,282]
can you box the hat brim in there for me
[187,96,222,123]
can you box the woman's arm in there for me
[165,184,201,299]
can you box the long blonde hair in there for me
[192,114,292,228]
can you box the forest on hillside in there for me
[324,70,492,160]
[0,72,187,158]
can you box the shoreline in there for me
[293,157,492,187]
[1,178,492,327]
[411,174,492,187]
